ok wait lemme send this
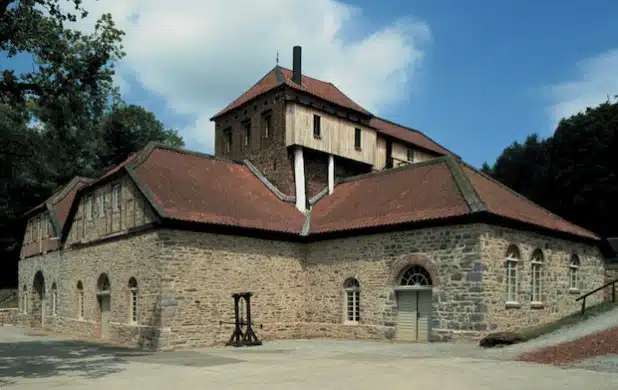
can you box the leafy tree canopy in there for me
[483,98,618,238]
[0,0,185,287]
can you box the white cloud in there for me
[545,49,618,130]
[68,0,430,152]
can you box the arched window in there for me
[51,283,58,316]
[531,249,543,303]
[400,265,432,286]
[77,281,84,318]
[570,255,580,290]
[128,277,138,323]
[344,278,360,323]
[505,245,520,303]
[22,285,28,314]
[97,274,110,293]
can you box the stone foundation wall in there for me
[303,225,484,342]
[604,264,618,301]
[18,231,164,350]
[481,225,605,334]
[0,308,18,325]
[156,230,307,350]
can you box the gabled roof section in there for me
[370,117,459,158]
[309,158,470,234]
[309,156,600,240]
[130,144,306,233]
[24,176,93,236]
[211,66,371,120]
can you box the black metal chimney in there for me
[292,46,302,85]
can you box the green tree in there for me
[94,104,184,172]
[485,100,618,237]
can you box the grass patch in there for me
[519,300,618,342]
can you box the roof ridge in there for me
[444,157,486,213]
[210,67,279,120]
[459,160,600,239]
[243,159,296,203]
[129,142,244,170]
[50,176,92,205]
[338,157,450,184]
[372,116,461,159]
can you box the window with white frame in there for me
[570,255,580,290]
[531,249,543,303]
[505,245,520,303]
[77,281,84,318]
[128,277,138,323]
[44,215,48,237]
[86,195,94,220]
[34,218,40,240]
[407,147,414,162]
[112,184,121,212]
[344,278,360,323]
[98,190,106,218]
[51,283,57,316]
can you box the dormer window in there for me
[354,128,362,150]
[407,147,414,163]
[313,115,321,138]
[86,195,94,220]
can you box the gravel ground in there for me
[565,354,618,373]
[519,325,618,364]
[481,307,618,361]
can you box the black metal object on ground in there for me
[222,292,262,347]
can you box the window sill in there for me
[530,302,544,309]
[344,321,360,326]
[355,147,362,151]
[568,288,581,294]
[505,302,521,309]
[313,135,321,140]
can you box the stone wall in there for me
[302,225,484,342]
[604,263,618,301]
[214,89,296,196]
[0,308,18,325]
[18,231,164,349]
[156,229,306,350]
[481,225,605,334]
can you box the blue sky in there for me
[9,0,618,168]
[360,0,618,166]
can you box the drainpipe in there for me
[294,146,306,212]
[328,154,335,195]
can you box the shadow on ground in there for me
[0,338,149,386]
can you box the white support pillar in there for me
[294,146,306,212]
[328,154,335,195]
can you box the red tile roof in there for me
[370,117,458,158]
[131,147,306,233]
[25,177,91,228]
[462,165,599,240]
[212,66,371,119]
[118,145,597,241]
[310,161,470,233]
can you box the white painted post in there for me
[328,154,335,195]
[294,146,306,212]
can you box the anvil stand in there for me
[226,292,262,347]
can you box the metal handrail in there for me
[575,278,618,316]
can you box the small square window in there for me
[98,191,106,218]
[407,147,414,163]
[224,128,232,153]
[354,128,362,150]
[86,196,94,220]
[263,113,271,138]
[244,121,252,147]
[313,115,321,138]
[112,184,121,212]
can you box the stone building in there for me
[18,46,606,350]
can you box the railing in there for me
[575,278,618,317]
